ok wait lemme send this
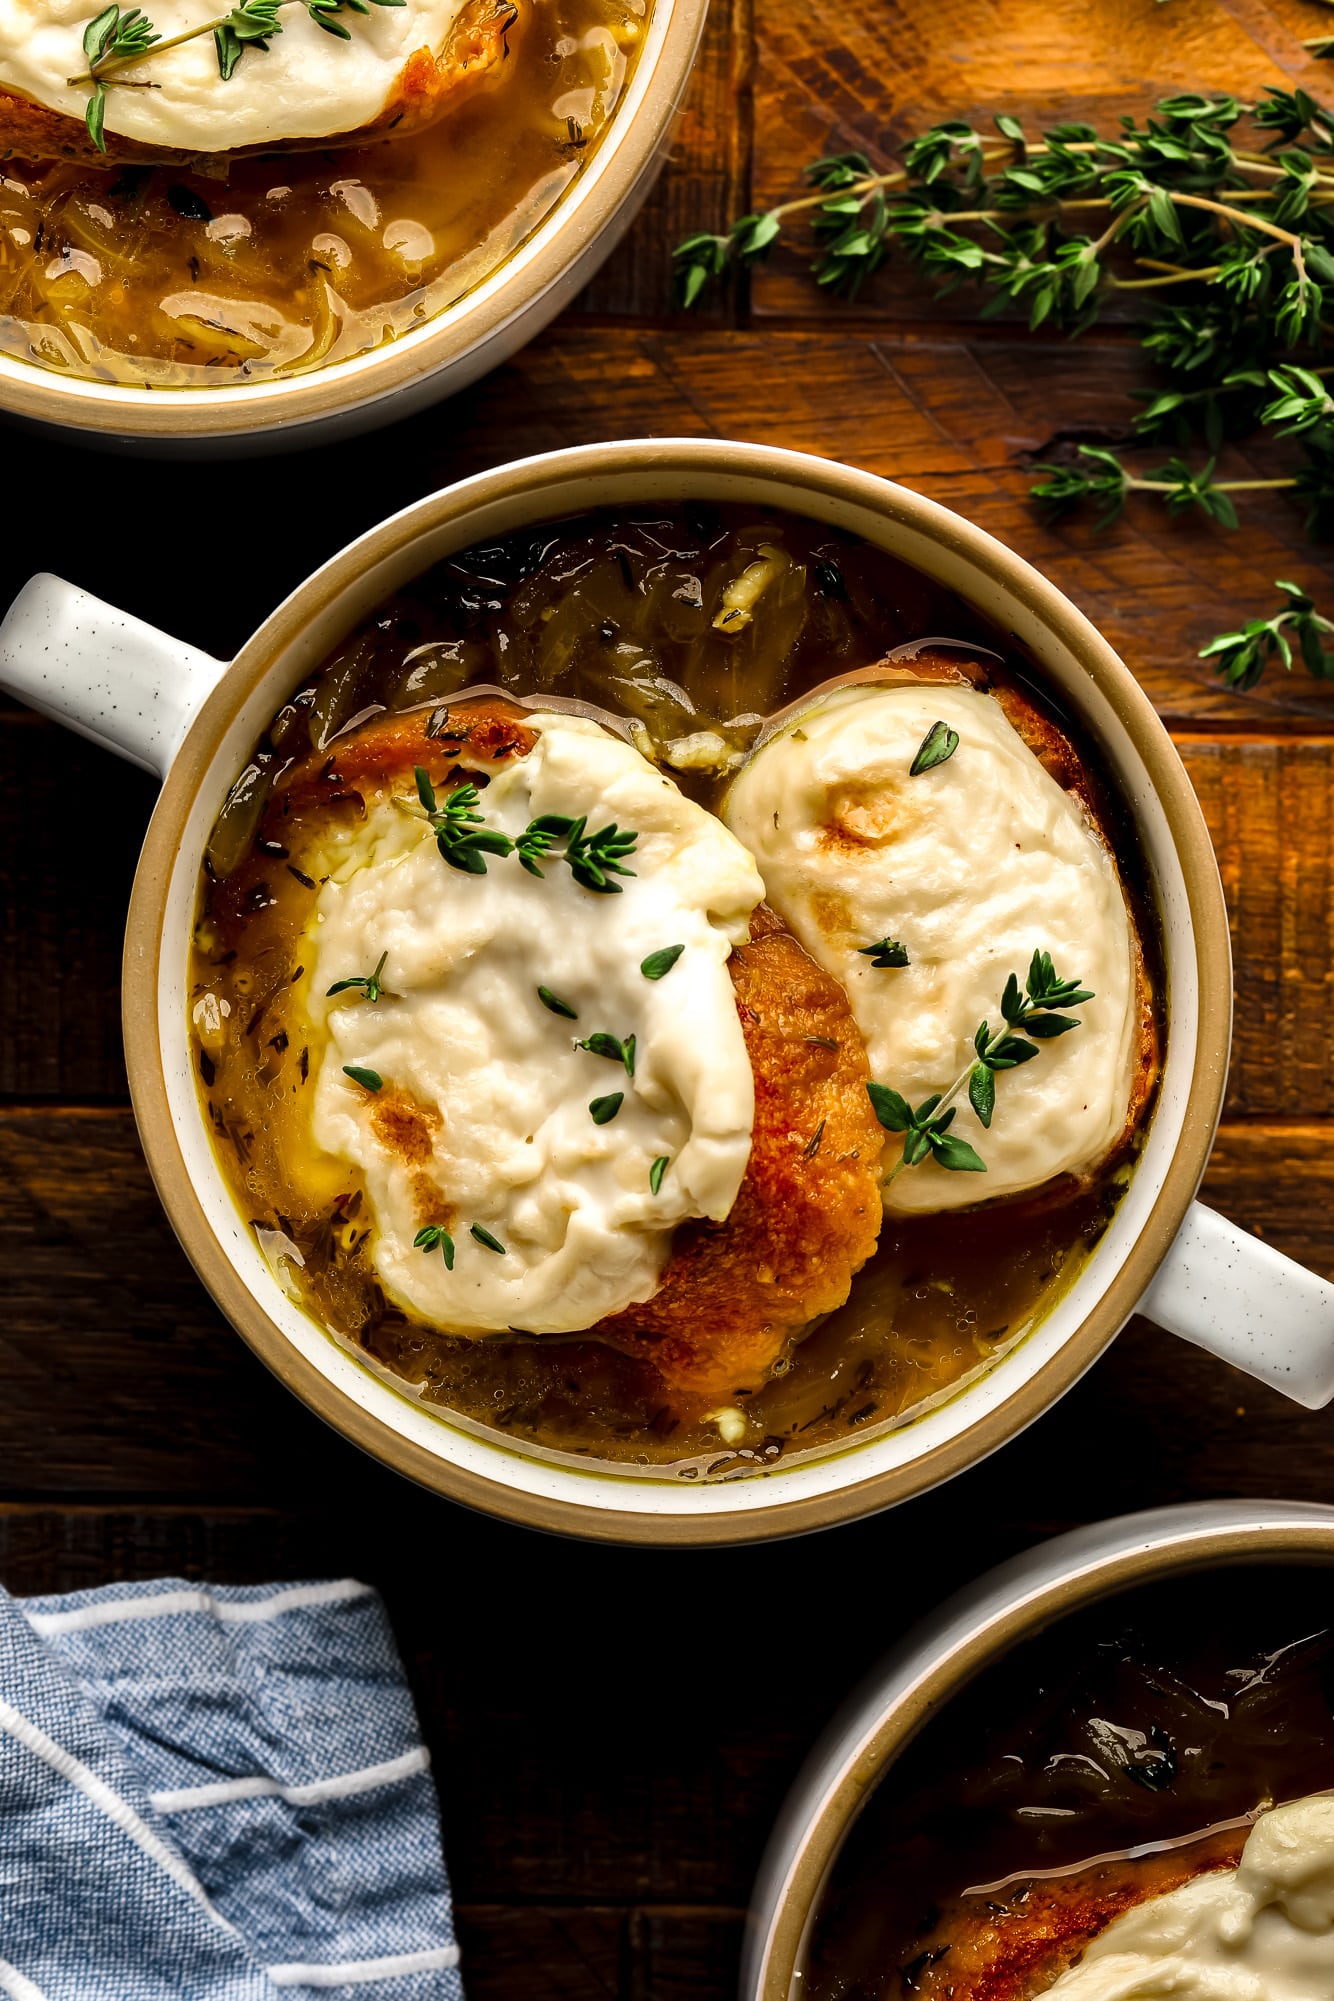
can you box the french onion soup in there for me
[805,1567,1334,2000]
[189,505,1163,1475]
[0,0,644,383]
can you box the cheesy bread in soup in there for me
[806,1568,1334,2001]
[190,503,1163,1475]
[0,0,645,381]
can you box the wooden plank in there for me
[453,1907,624,2000]
[745,0,1334,323]
[573,0,752,323]
[5,330,1333,747]
[1182,740,1334,1120]
[0,1108,1330,1510]
[0,719,146,1101]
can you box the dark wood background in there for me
[4,0,1334,1992]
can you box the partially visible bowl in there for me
[743,1498,1334,1999]
[0,0,706,454]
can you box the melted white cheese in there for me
[302,714,764,1336]
[1043,1795,1334,1999]
[0,0,466,153]
[722,684,1138,1214]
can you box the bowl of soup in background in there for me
[743,1498,1334,2000]
[0,437,1332,1545]
[0,0,704,453]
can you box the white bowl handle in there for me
[1141,1199,1334,1409]
[0,572,226,779]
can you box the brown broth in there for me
[0,0,643,384]
[806,1566,1334,2000]
[188,502,1160,1477]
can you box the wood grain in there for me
[7,330,1334,737]
[747,0,1334,324]
[0,1107,1329,1505]
[573,0,752,323]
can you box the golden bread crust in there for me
[591,905,885,1397]
[899,1827,1245,2000]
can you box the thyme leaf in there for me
[576,1031,628,1063]
[470,1223,507,1255]
[342,1064,383,1092]
[589,1092,624,1125]
[867,949,1093,1181]
[537,985,579,1020]
[649,1155,669,1194]
[909,720,960,775]
[640,943,685,979]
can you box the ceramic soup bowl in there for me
[0,0,706,456]
[743,1497,1334,1998]
[2,439,1331,1544]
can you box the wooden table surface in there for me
[4,0,1334,1993]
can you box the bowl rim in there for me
[744,1497,1334,2001]
[122,437,1233,1544]
[0,0,705,441]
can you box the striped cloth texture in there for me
[0,1576,463,2001]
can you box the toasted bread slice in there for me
[896,1826,1246,2001]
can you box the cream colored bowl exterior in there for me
[743,1499,1334,2000]
[0,0,707,452]
[5,439,1332,1543]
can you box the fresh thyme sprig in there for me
[1030,446,1255,528]
[1200,579,1334,687]
[72,0,405,151]
[412,771,639,894]
[414,769,515,876]
[515,813,638,891]
[78,4,158,152]
[543,815,639,894]
[867,950,1093,1185]
[673,89,1334,685]
[327,950,388,1003]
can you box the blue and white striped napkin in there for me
[0,1576,463,2000]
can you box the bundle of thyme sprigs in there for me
[674,87,1334,691]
